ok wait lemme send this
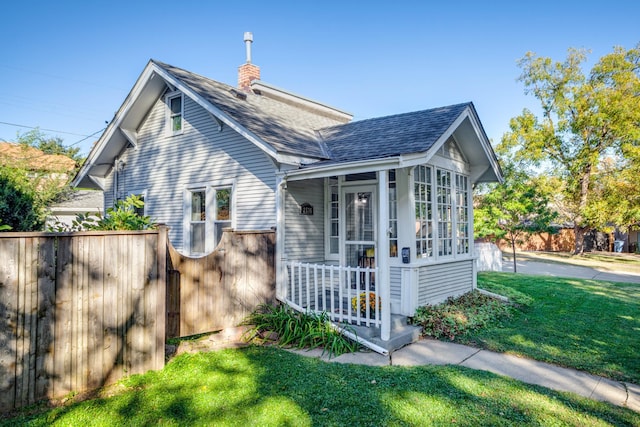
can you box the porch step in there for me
[345,315,422,353]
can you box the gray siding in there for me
[390,266,402,300]
[104,94,276,251]
[417,260,474,306]
[285,179,324,262]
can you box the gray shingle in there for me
[154,61,471,165]
[154,60,339,160]
[318,103,471,162]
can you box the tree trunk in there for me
[574,225,586,254]
[574,165,592,254]
[511,238,517,273]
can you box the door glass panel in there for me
[346,191,373,242]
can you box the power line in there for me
[0,120,90,137]
[68,128,106,147]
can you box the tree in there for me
[0,168,43,231]
[17,128,83,163]
[500,44,640,253]
[475,165,557,273]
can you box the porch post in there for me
[275,175,286,300]
[377,170,391,341]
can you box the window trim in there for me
[324,176,341,261]
[165,91,184,136]
[183,182,235,256]
[412,164,471,264]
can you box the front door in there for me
[343,186,376,289]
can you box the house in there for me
[73,34,502,349]
[45,189,104,230]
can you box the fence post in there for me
[155,225,167,370]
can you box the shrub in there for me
[413,291,512,340]
[243,303,360,358]
[49,195,155,231]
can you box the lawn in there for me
[467,272,640,384]
[2,346,638,426]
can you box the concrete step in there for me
[345,315,422,353]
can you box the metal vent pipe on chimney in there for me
[244,32,253,64]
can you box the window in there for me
[388,169,398,257]
[166,92,183,134]
[327,177,340,257]
[185,186,233,255]
[437,169,453,257]
[214,188,232,247]
[455,174,470,255]
[414,165,433,259]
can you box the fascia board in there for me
[467,106,504,183]
[284,157,401,182]
[72,62,157,187]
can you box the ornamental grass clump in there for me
[413,290,512,340]
[243,303,360,357]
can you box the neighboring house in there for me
[73,34,502,345]
[45,189,104,229]
[0,141,76,181]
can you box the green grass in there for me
[2,346,638,426]
[466,272,640,384]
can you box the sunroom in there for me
[275,105,502,349]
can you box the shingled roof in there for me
[0,142,76,172]
[319,103,471,163]
[154,61,344,160]
[154,61,476,166]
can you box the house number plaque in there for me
[300,203,314,215]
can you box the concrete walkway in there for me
[290,339,639,413]
[286,258,640,412]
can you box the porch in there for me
[281,260,421,354]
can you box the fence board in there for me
[36,237,55,400]
[0,229,166,412]
[166,230,275,338]
[0,226,270,412]
[0,237,18,410]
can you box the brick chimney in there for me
[238,32,260,91]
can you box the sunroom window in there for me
[388,169,398,257]
[414,165,433,259]
[437,169,453,257]
[455,174,470,255]
[327,177,340,257]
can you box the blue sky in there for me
[1,1,638,156]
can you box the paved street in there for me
[501,257,640,284]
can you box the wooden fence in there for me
[0,228,167,412]
[0,227,275,413]
[167,230,275,338]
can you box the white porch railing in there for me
[284,261,381,327]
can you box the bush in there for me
[412,291,512,340]
[49,195,155,231]
[243,304,360,358]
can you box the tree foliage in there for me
[0,168,43,231]
[474,165,557,272]
[0,129,83,231]
[499,44,640,253]
[17,128,83,163]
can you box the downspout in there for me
[113,158,118,204]
[377,170,390,341]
